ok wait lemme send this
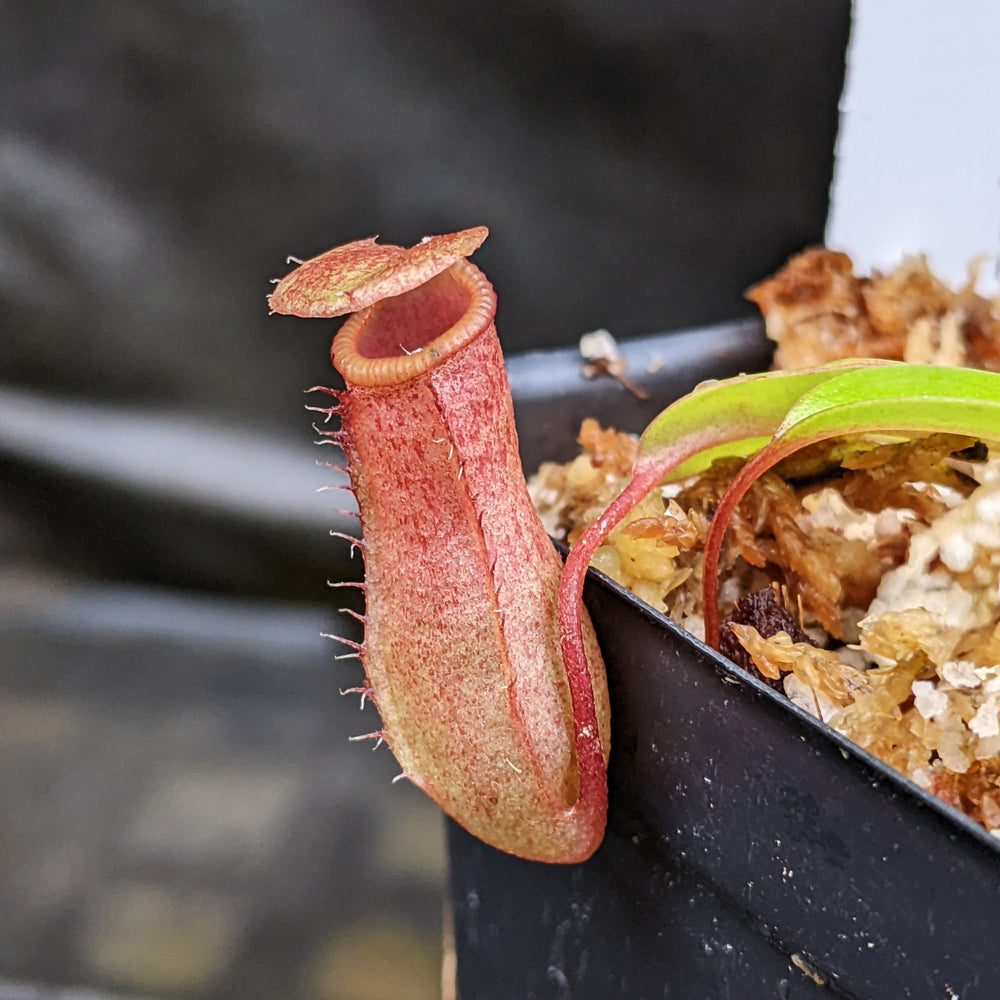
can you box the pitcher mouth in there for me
[331,259,497,388]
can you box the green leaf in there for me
[773,363,1000,447]
[633,359,889,482]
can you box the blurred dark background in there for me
[0,2,850,998]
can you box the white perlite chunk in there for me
[867,477,1000,640]
[942,659,981,689]
[939,532,977,573]
[912,680,949,721]
[970,697,1000,739]
[578,329,623,366]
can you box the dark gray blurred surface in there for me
[1,0,848,430]
[0,984,136,1000]
[0,385,359,599]
[0,575,444,1000]
[0,1,848,997]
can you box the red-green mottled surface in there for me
[269,227,488,318]
[274,233,609,863]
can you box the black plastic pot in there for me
[448,318,1000,999]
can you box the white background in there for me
[827,0,1000,293]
